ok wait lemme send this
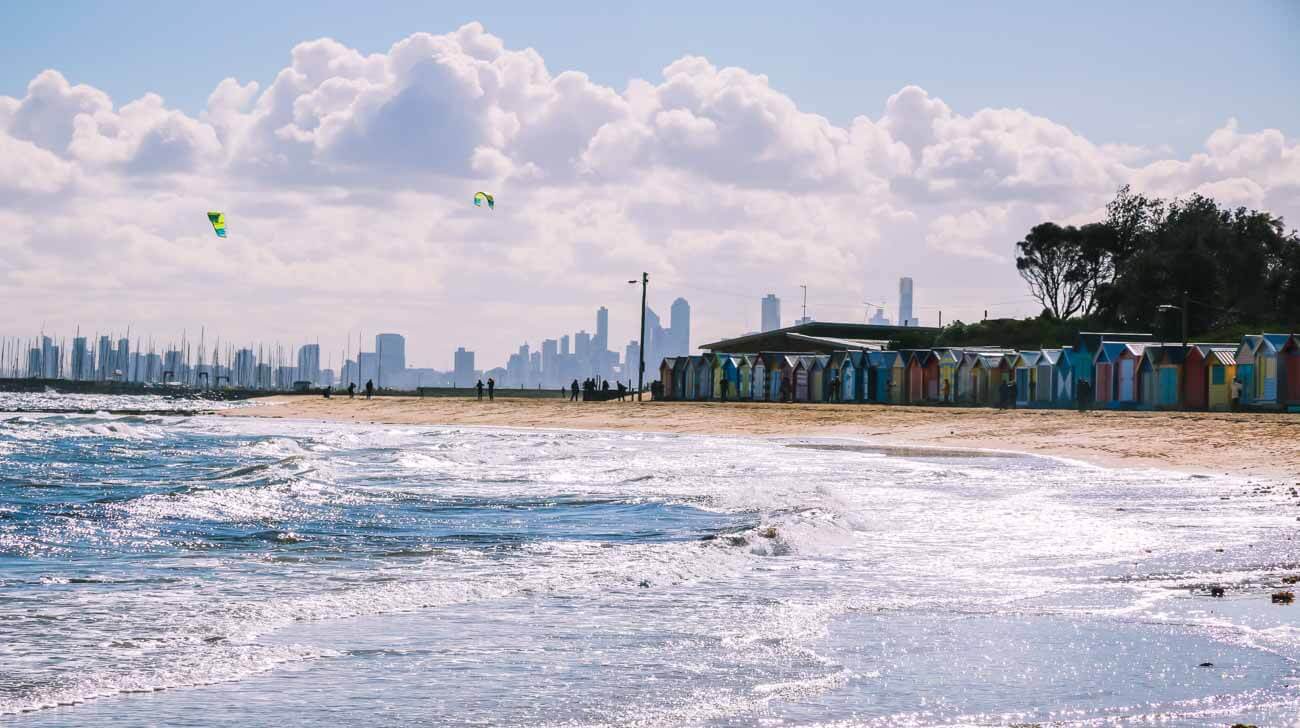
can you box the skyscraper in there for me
[233,349,256,388]
[97,336,112,381]
[296,344,321,385]
[624,340,640,380]
[453,347,476,387]
[559,335,570,357]
[669,297,690,356]
[575,331,591,362]
[899,277,914,327]
[541,339,558,385]
[761,294,781,332]
[594,307,609,353]
[375,333,405,388]
[71,337,88,381]
[116,338,130,380]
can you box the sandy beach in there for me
[222,395,1300,481]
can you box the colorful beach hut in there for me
[937,349,961,403]
[956,352,980,404]
[808,356,829,402]
[922,352,942,402]
[659,357,678,400]
[1282,336,1300,408]
[1234,335,1261,407]
[1185,345,1236,411]
[1052,346,1075,405]
[869,351,903,403]
[1011,352,1040,407]
[1114,344,1150,406]
[672,357,690,401]
[792,357,812,402]
[901,351,925,404]
[1035,349,1061,405]
[1092,342,1124,405]
[1151,345,1187,410]
[1252,334,1293,408]
[736,356,753,401]
[750,355,768,401]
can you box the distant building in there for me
[297,344,321,385]
[624,340,641,381]
[71,337,89,381]
[670,297,691,355]
[358,352,379,385]
[868,307,890,326]
[320,369,336,387]
[899,277,915,327]
[97,336,112,381]
[541,339,558,386]
[575,331,591,362]
[233,349,256,388]
[559,334,570,357]
[375,334,405,388]
[453,347,476,387]
[761,294,781,333]
[595,307,609,353]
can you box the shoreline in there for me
[218,396,1300,481]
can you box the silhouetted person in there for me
[602,380,610,394]
[476,379,484,401]
[617,381,627,401]
[1231,377,1243,411]
[322,386,331,399]
[570,379,579,402]
[347,382,356,399]
[1077,379,1091,412]
[487,378,495,401]
[365,379,374,400]
[829,376,840,402]
[779,378,791,403]
[942,378,951,404]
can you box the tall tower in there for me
[594,307,609,353]
[761,294,781,332]
[898,277,914,327]
[453,347,475,387]
[296,344,321,384]
[670,298,691,356]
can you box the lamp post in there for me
[1157,290,1189,347]
[629,273,648,401]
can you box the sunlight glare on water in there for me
[1,394,1298,726]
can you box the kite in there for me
[207,211,227,238]
[473,192,495,210]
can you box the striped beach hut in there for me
[659,357,678,400]
[1053,346,1075,405]
[1184,345,1235,411]
[736,356,753,401]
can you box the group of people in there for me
[568,378,630,401]
[324,379,375,399]
[475,378,496,401]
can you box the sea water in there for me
[1,394,1298,726]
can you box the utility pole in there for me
[1181,290,1189,348]
[638,272,648,401]
[800,284,808,322]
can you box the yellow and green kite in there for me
[473,192,494,210]
[207,211,227,238]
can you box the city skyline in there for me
[2,11,1297,368]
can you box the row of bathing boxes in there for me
[657,332,1300,412]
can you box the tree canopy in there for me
[1013,185,1300,338]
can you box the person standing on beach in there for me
[347,382,355,399]
[365,379,374,399]
[487,378,495,401]
[617,381,626,401]
[570,379,579,402]
[1231,377,1243,411]
[942,378,951,404]
[476,379,484,401]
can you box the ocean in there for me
[1,394,1298,726]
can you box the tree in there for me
[1014,222,1097,319]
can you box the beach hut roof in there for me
[1236,335,1263,358]
[1259,333,1295,353]
[1094,342,1127,363]
[787,333,890,351]
[1209,349,1237,366]
[1038,349,1063,365]
[1015,351,1042,368]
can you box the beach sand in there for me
[221,396,1300,481]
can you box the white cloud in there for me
[2,23,1297,367]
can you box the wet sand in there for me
[221,396,1300,481]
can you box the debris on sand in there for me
[1209,586,1225,597]
[1282,575,1300,585]
[1198,662,1214,667]
[1271,591,1294,604]
[759,526,778,539]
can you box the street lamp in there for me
[628,273,648,401]
[1156,292,1189,347]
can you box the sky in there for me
[1,2,1298,369]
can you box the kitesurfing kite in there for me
[207,211,227,238]
[473,192,495,210]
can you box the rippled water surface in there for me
[2,394,1299,726]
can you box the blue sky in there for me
[3,1,1297,157]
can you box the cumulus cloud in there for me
[2,23,1298,366]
